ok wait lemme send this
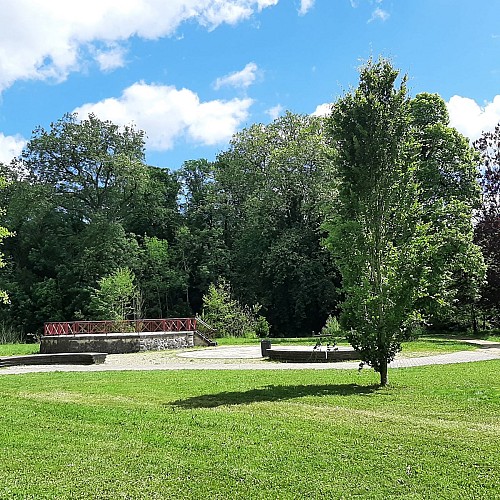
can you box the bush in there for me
[0,321,23,344]
[321,314,342,337]
[201,278,269,338]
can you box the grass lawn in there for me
[0,361,499,499]
[0,343,39,356]
[216,335,478,356]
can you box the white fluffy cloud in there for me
[93,43,128,72]
[299,0,315,16]
[214,62,259,90]
[74,82,253,150]
[0,1,281,92]
[0,133,26,164]
[447,95,500,140]
[311,102,331,117]
[266,104,284,120]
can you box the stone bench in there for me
[264,345,360,363]
[0,352,107,368]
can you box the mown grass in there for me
[0,361,499,499]
[0,343,39,356]
[216,335,478,355]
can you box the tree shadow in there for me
[169,383,380,409]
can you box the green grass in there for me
[216,335,478,355]
[0,362,499,499]
[0,343,39,356]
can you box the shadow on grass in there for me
[170,383,380,409]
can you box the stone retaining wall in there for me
[40,331,199,354]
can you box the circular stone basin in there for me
[266,345,360,363]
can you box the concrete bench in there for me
[0,352,107,368]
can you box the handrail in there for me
[44,318,197,336]
[195,316,217,334]
[194,316,218,346]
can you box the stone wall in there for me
[40,331,197,354]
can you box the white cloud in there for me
[93,43,127,72]
[298,0,315,16]
[0,133,26,164]
[0,1,280,92]
[266,104,284,120]
[311,102,332,117]
[74,81,253,150]
[447,95,500,140]
[368,7,389,23]
[214,62,259,90]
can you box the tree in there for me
[20,113,149,223]
[201,278,269,338]
[0,115,153,332]
[135,236,186,318]
[0,175,11,306]
[324,59,483,385]
[90,267,137,321]
[474,123,500,326]
[410,93,485,331]
[175,159,230,312]
[215,112,340,336]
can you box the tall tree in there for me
[215,112,340,336]
[325,59,483,385]
[21,113,149,223]
[175,159,229,313]
[0,175,12,306]
[0,114,152,332]
[411,93,484,331]
[474,123,500,325]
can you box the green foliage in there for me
[215,112,340,336]
[201,278,269,338]
[321,314,342,337]
[474,122,500,328]
[0,175,12,306]
[324,59,484,385]
[0,321,23,344]
[89,267,137,321]
[21,113,148,222]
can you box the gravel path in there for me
[1,340,499,375]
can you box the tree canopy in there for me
[0,65,491,350]
[324,59,483,385]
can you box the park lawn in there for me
[0,361,499,499]
[216,335,477,355]
[0,343,39,356]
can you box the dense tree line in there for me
[0,61,497,345]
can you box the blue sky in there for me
[0,0,499,170]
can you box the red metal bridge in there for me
[44,318,198,336]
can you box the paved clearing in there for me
[0,340,499,375]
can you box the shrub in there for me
[201,278,269,338]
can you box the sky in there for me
[0,0,499,170]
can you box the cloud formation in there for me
[368,7,389,23]
[299,0,315,16]
[0,133,26,164]
[447,95,500,140]
[74,82,253,150]
[214,62,259,90]
[0,1,280,92]
[266,104,284,120]
[311,103,331,117]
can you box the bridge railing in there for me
[44,318,197,336]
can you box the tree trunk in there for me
[379,358,388,386]
[471,303,478,336]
